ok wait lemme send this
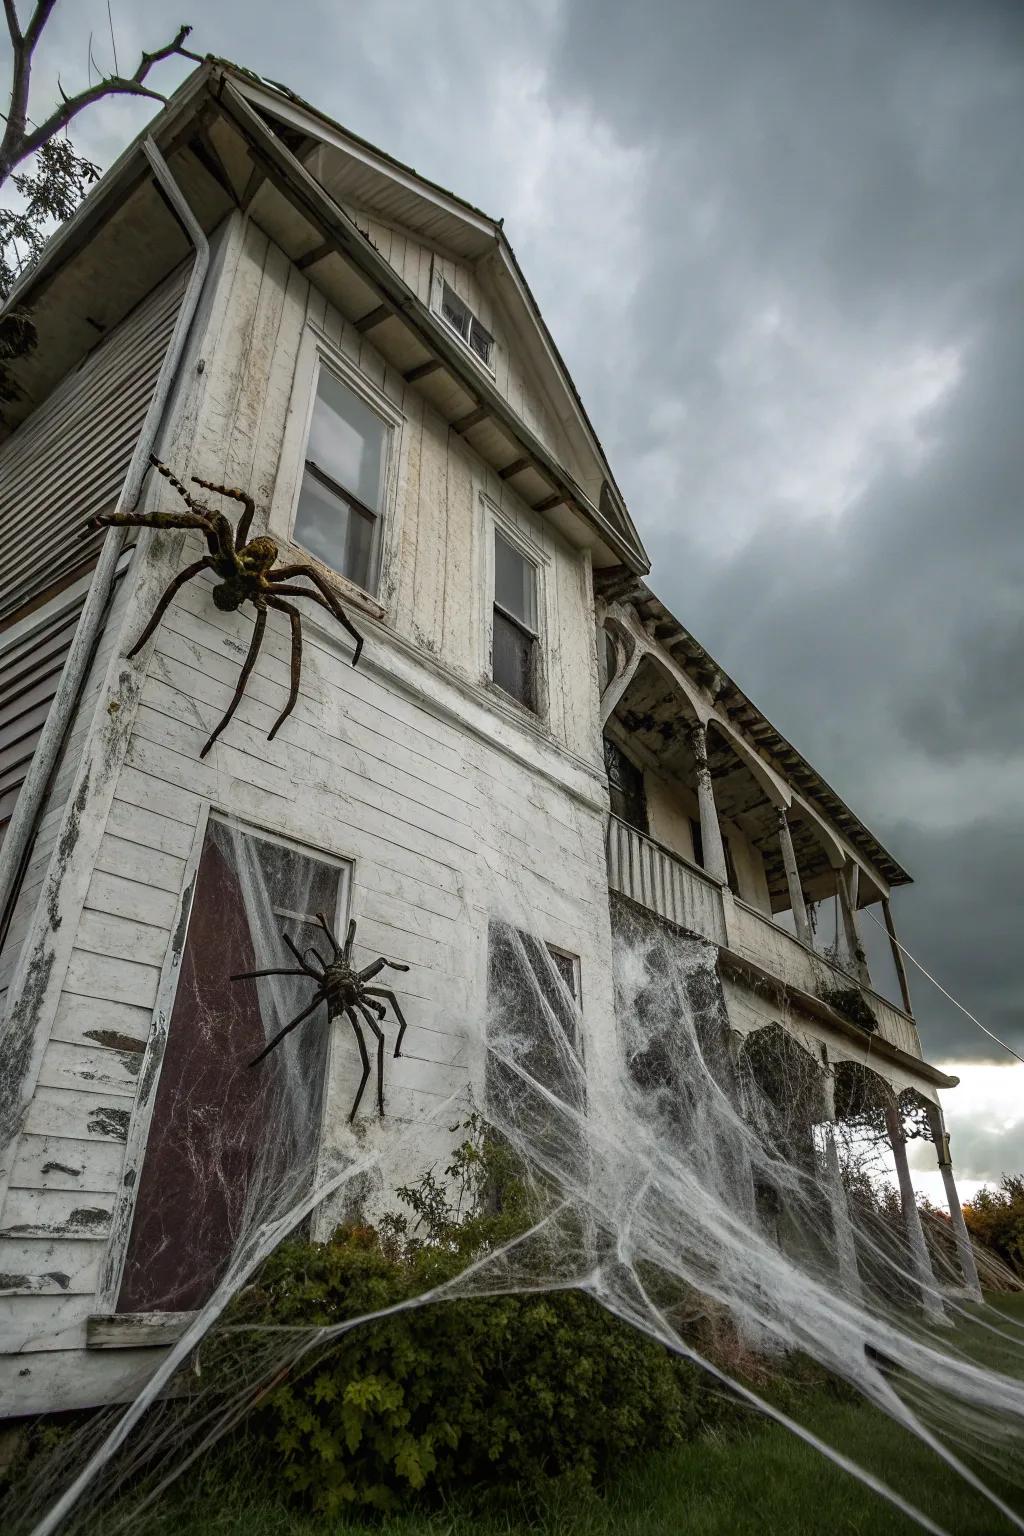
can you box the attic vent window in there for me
[440,280,493,367]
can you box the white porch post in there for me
[688,723,728,885]
[777,809,811,945]
[885,1105,944,1323]
[882,897,914,1017]
[924,1101,983,1302]
[837,863,870,983]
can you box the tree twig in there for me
[0,15,199,187]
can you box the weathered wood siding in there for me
[0,213,615,1409]
[0,269,187,627]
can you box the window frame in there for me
[97,806,352,1316]
[430,265,496,378]
[484,502,551,719]
[273,326,405,609]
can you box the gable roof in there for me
[1,56,648,574]
[211,63,648,570]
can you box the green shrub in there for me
[228,1121,714,1514]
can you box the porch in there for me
[606,814,923,1063]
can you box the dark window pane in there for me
[493,532,536,628]
[293,468,374,589]
[723,836,741,897]
[492,607,536,709]
[469,318,493,366]
[604,735,647,834]
[690,816,704,869]
[441,282,471,341]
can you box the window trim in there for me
[430,264,497,379]
[97,806,352,1313]
[273,325,405,609]
[484,501,551,718]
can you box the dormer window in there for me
[440,280,493,368]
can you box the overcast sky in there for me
[8,0,1023,1189]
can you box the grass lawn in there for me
[92,1294,1024,1536]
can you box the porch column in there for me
[923,1100,983,1302]
[822,1069,862,1301]
[837,863,870,983]
[884,1105,944,1323]
[688,723,728,884]
[777,809,811,945]
[882,898,914,1017]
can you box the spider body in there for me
[91,457,363,758]
[232,914,410,1122]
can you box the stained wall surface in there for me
[0,211,618,1412]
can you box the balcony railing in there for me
[726,899,922,1059]
[606,814,727,946]
[606,814,922,1062]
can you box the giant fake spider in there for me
[92,456,363,758]
[232,914,411,1122]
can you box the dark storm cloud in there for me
[544,0,1024,1061]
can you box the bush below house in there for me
[226,1121,719,1514]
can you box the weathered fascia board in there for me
[86,1312,192,1350]
[0,215,243,1221]
[715,947,954,1090]
[208,77,649,577]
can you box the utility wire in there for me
[866,908,1024,1067]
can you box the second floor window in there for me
[294,367,387,591]
[606,736,648,834]
[492,530,539,711]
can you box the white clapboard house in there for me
[0,58,980,1415]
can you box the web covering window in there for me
[294,367,386,591]
[485,921,586,1167]
[492,530,539,710]
[116,820,343,1314]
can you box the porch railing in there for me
[605,814,922,1061]
[726,898,923,1059]
[605,814,727,947]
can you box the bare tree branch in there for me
[3,1,23,47]
[0,14,199,188]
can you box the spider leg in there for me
[91,509,216,536]
[356,1002,387,1116]
[148,455,212,515]
[231,965,312,982]
[358,956,411,983]
[125,558,211,658]
[264,570,363,666]
[363,987,410,1058]
[309,912,343,962]
[200,605,267,759]
[264,597,302,741]
[281,934,322,978]
[249,992,326,1067]
[341,918,357,965]
[190,476,257,547]
[303,946,327,973]
[345,1007,371,1121]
